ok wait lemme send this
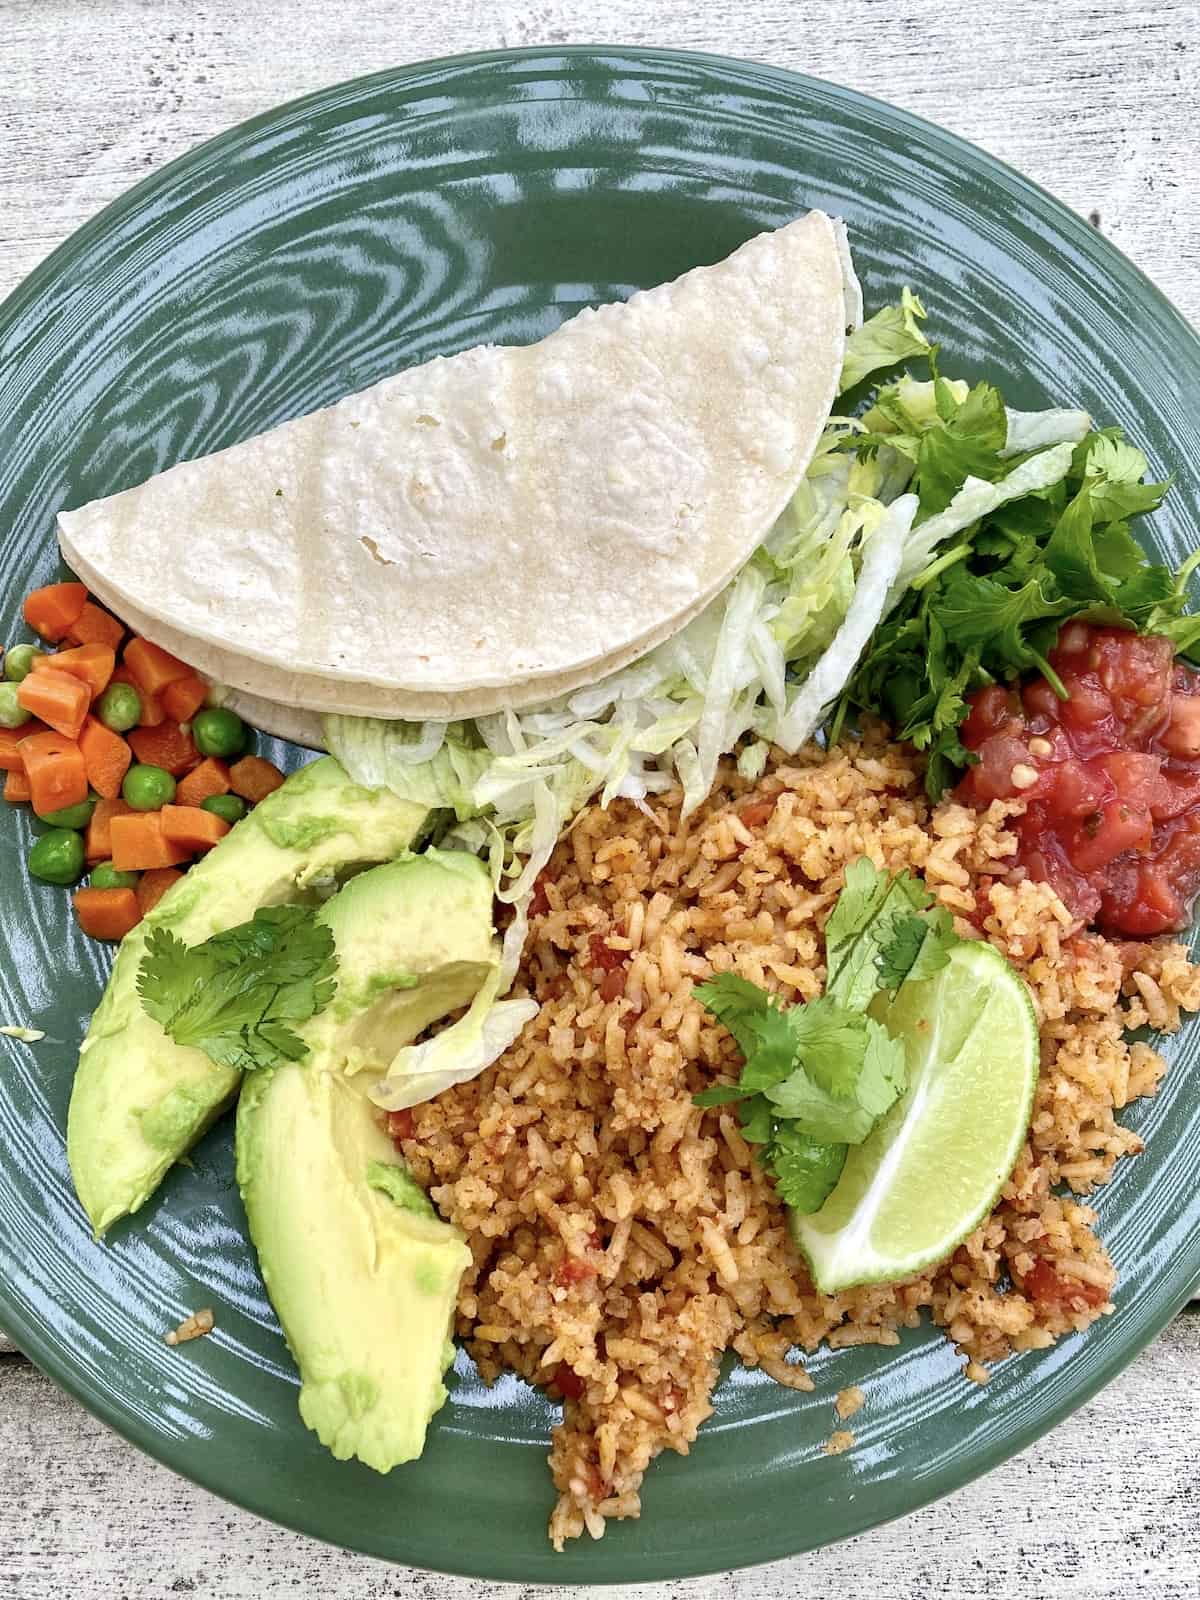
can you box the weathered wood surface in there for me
[2,1316,1198,1598]
[2,1,1198,1594]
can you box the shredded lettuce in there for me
[838,289,931,393]
[832,218,865,333]
[370,963,539,1111]
[324,721,490,821]
[773,494,917,750]
[1000,407,1092,457]
[888,442,1079,605]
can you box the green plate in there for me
[1,47,1199,1585]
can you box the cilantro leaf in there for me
[740,1005,807,1093]
[855,1019,909,1115]
[692,975,772,1060]
[784,996,878,1093]
[826,860,963,1007]
[766,1127,847,1214]
[692,1083,748,1108]
[762,1068,875,1144]
[824,859,929,1011]
[693,975,799,1092]
[137,906,337,1073]
[911,381,1008,516]
[693,973,904,1148]
[137,926,218,1032]
[764,1014,905,1143]
[1157,611,1200,660]
[876,904,958,990]
[932,572,1072,674]
[690,863,962,1212]
[738,1094,775,1146]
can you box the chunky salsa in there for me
[957,623,1200,937]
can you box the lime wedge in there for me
[789,941,1038,1293]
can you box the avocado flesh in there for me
[302,847,498,1072]
[236,851,493,1471]
[67,757,431,1237]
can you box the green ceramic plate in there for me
[1,47,1198,1585]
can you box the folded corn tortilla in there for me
[73,550,725,724]
[59,211,847,711]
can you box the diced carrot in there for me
[123,637,192,698]
[17,669,90,740]
[19,730,88,815]
[36,641,116,700]
[176,757,231,808]
[0,725,42,773]
[228,756,285,803]
[135,866,184,917]
[128,720,199,778]
[137,690,165,727]
[109,813,191,872]
[86,797,133,864]
[73,887,142,942]
[23,582,88,642]
[160,804,230,853]
[66,601,125,652]
[161,675,208,724]
[4,768,31,803]
[78,717,133,800]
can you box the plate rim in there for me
[2,41,1200,1584]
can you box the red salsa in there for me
[957,623,1200,936]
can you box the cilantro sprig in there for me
[137,905,338,1073]
[835,357,1191,797]
[693,860,961,1213]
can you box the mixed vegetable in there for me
[1,581,285,941]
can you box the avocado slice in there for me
[67,757,431,1236]
[236,851,494,1470]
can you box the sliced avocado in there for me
[67,757,431,1236]
[302,847,497,1071]
[236,851,492,1470]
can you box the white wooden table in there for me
[2,3,1198,1595]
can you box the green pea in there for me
[4,644,44,683]
[39,796,96,830]
[192,707,246,759]
[122,763,176,811]
[96,681,142,733]
[0,682,30,729]
[90,861,139,890]
[28,828,86,886]
[200,792,247,825]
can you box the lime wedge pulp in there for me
[789,941,1038,1294]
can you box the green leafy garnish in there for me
[875,903,960,991]
[764,1013,906,1144]
[838,289,932,394]
[693,860,963,1213]
[910,380,1009,515]
[764,1127,848,1214]
[137,905,338,1073]
[822,856,958,1011]
[838,362,1185,796]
